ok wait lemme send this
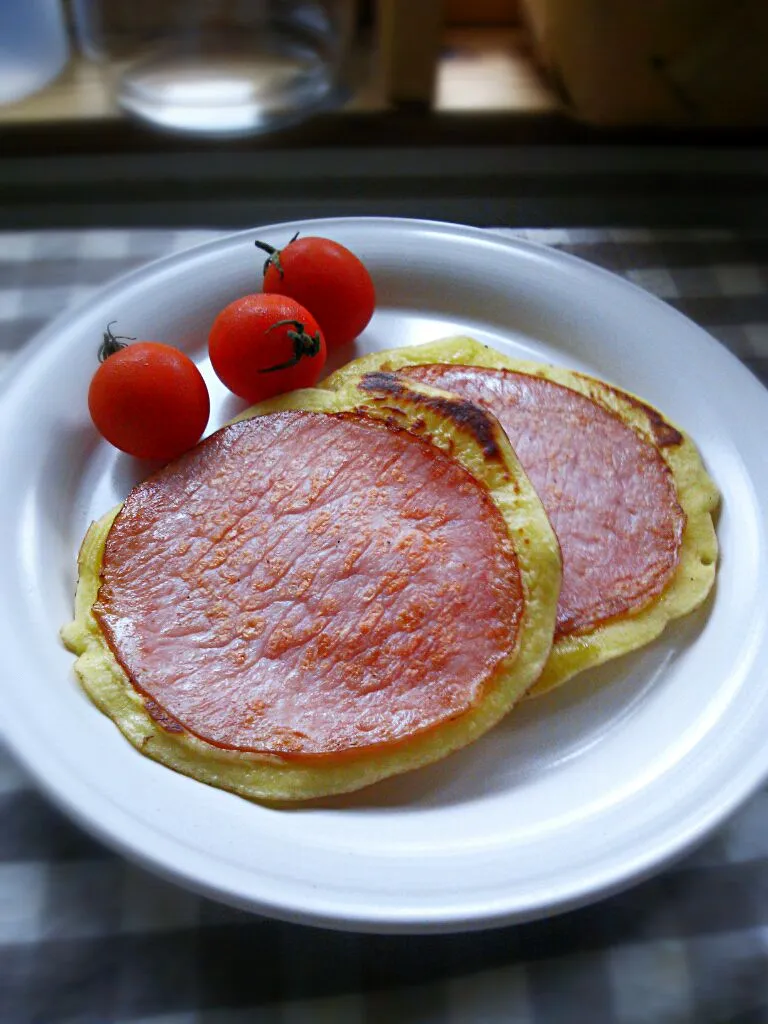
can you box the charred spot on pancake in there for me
[574,374,684,448]
[358,372,502,461]
[622,395,683,448]
[358,370,411,399]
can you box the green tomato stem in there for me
[98,321,136,362]
[254,232,300,279]
[259,318,321,372]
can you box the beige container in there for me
[519,0,768,125]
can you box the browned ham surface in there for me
[95,411,523,758]
[401,365,684,638]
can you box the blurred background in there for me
[1,0,767,231]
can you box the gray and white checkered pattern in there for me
[1,228,767,1024]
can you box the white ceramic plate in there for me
[1,218,767,934]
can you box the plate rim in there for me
[1,215,768,934]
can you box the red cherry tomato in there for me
[255,234,375,349]
[88,326,210,462]
[208,293,327,404]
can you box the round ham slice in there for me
[94,410,524,759]
[399,365,685,639]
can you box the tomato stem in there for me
[260,318,321,372]
[98,321,136,362]
[254,232,300,279]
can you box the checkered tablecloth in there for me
[1,227,767,1024]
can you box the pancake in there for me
[62,376,561,801]
[323,337,719,694]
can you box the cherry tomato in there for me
[208,293,327,403]
[255,233,375,349]
[88,325,210,462]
